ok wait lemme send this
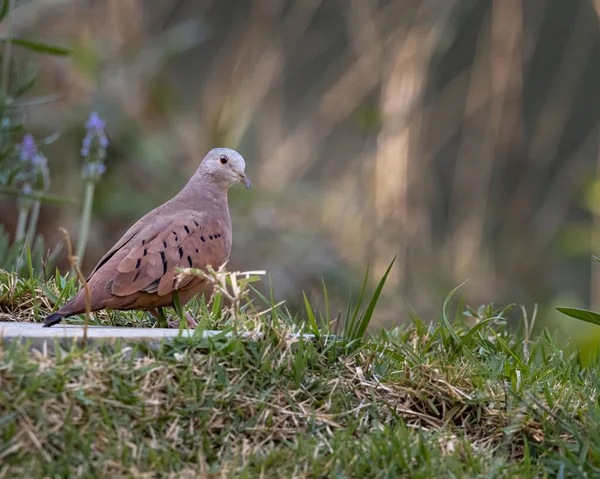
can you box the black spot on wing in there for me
[187,255,193,267]
[184,225,190,234]
[160,251,167,275]
[135,258,141,269]
[178,246,184,258]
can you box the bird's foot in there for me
[167,311,198,329]
[149,308,197,329]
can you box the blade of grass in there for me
[211,291,222,318]
[346,264,370,339]
[172,290,186,336]
[269,273,279,324]
[26,244,34,280]
[461,316,504,343]
[441,280,476,361]
[490,329,529,372]
[322,277,331,334]
[352,256,396,340]
[302,291,320,337]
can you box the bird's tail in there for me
[43,312,65,327]
[43,294,87,327]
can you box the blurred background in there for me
[2,0,600,331]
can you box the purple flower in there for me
[82,162,106,180]
[81,111,109,160]
[16,134,51,191]
[19,134,37,161]
[85,112,105,132]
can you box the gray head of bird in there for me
[198,147,251,190]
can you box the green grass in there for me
[1,268,600,477]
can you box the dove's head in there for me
[198,147,251,190]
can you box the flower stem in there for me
[76,180,96,266]
[25,199,40,246]
[15,206,29,242]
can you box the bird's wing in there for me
[108,210,229,297]
[85,221,143,282]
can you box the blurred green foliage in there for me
[0,0,71,275]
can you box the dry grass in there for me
[0,269,55,322]
[0,333,540,476]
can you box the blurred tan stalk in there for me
[7,0,600,324]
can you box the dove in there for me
[43,147,251,328]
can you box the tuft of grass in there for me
[1,269,600,476]
[343,256,396,341]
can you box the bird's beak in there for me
[239,174,252,190]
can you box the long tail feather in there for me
[43,312,64,328]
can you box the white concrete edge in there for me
[0,321,337,345]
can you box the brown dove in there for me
[43,147,251,328]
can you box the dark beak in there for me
[239,174,252,190]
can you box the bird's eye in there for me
[219,155,228,165]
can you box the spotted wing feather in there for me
[109,210,229,297]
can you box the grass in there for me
[1,268,600,477]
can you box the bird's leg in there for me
[168,311,198,329]
[167,291,198,329]
[150,307,169,328]
[185,311,198,329]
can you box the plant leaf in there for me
[10,94,63,108]
[441,280,477,361]
[0,186,77,205]
[7,38,71,56]
[490,328,529,372]
[346,264,370,339]
[353,256,396,341]
[322,277,331,334]
[556,307,600,327]
[211,291,222,318]
[302,291,319,337]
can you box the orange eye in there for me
[219,155,228,164]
